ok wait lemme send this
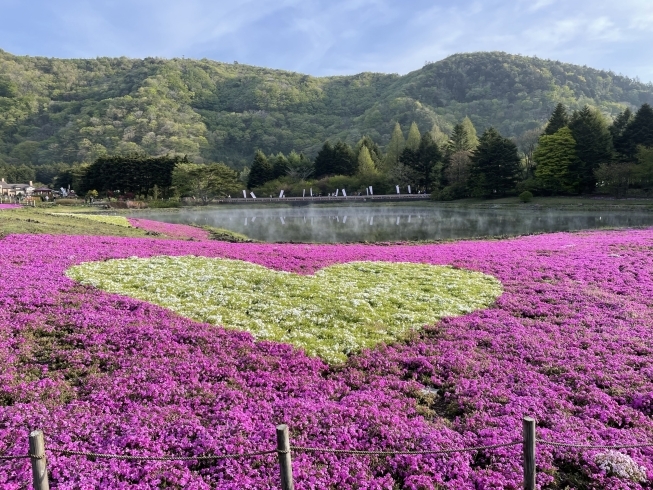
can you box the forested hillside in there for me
[1,49,652,171]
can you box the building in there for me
[0,178,35,198]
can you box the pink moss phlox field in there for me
[127,218,210,240]
[1,230,653,488]
[0,204,20,210]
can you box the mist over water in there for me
[138,203,653,243]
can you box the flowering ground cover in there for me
[50,213,132,227]
[67,258,502,363]
[127,217,211,240]
[1,230,653,488]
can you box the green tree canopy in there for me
[400,132,443,192]
[568,106,614,193]
[534,127,576,194]
[544,103,569,135]
[617,103,653,159]
[469,127,521,197]
[405,122,421,151]
[247,150,272,188]
[461,117,479,148]
[331,141,357,176]
[357,146,378,178]
[314,141,335,178]
[271,152,289,179]
[383,122,405,173]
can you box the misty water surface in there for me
[137,203,653,243]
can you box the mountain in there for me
[1,50,652,169]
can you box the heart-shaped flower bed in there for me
[67,257,502,363]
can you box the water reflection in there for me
[138,203,653,243]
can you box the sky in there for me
[1,0,653,82]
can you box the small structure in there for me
[0,178,35,200]
[32,187,53,198]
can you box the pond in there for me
[136,202,653,243]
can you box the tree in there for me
[594,163,635,198]
[515,128,543,179]
[271,152,288,179]
[634,146,653,195]
[616,104,653,159]
[400,132,443,192]
[331,141,357,176]
[383,122,405,173]
[461,117,479,148]
[533,127,576,194]
[445,151,472,186]
[568,106,614,193]
[174,163,242,202]
[355,136,383,167]
[469,127,521,197]
[314,141,335,178]
[405,122,421,151]
[356,146,378,178]
[247,150,272,188]
[447,123,474,154]
[610,108,633,150]
[544,103,569,135]
[430,124,449,148]
[286,151,314,180]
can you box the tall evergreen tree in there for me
[617,103,653,159]
[447,123,474,154]
[544,103,569,135]
[270,152,289,179]
[568,106,614,193]
[414,132,443,192]
[429,124,449,148]
[314,141,335,178]
[405,122,421,151]
[331,141,357,176]
[533,127,577,195]
[469,127,521,197]
[461,117,479,148]
[610,108,633,148]
[383,122,406,173]
[355,136,383,167]
[357,146,378,178]
[247,150,272,188]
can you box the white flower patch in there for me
[67,257,503,364]
[595,451,647,482]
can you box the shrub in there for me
[519,191,533,203]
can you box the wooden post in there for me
[276,424,294,490]
[523,417,536,490]
[29,430,50,490]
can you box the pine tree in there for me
[534,127,577,194]
[355,136,383,167]
[357,146,377,177]
[469,127,521,197]
[314,141,335,178]
[383,122,405,173]
[429,124,449,148]
[544,103,569,135]
[447,123,474,154]
[331,141,357,176]
[617,103,653,159]
[568,106,614,193]
[271,152,288,179]
[610,108,633,147]
[247,150,272,188]
[461,117,479,148]
[405,122,421,151]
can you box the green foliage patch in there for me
[67,257,502,364]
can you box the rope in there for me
[0,454,30,460]
[48,448,277,461]
[538,440,653,450]
[290,440,521,456]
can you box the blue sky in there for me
[2,0,653,82]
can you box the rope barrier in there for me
[290,440,521,456]
[0,454,31,460]
[538,440,653,450]
[47,448,277,461]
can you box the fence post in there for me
[29,430,50,490]
[276,424,294,490]
[523,417,536,490]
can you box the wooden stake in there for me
[276,424,294,490]
[29,430,49,490]
[523,417,536,490]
